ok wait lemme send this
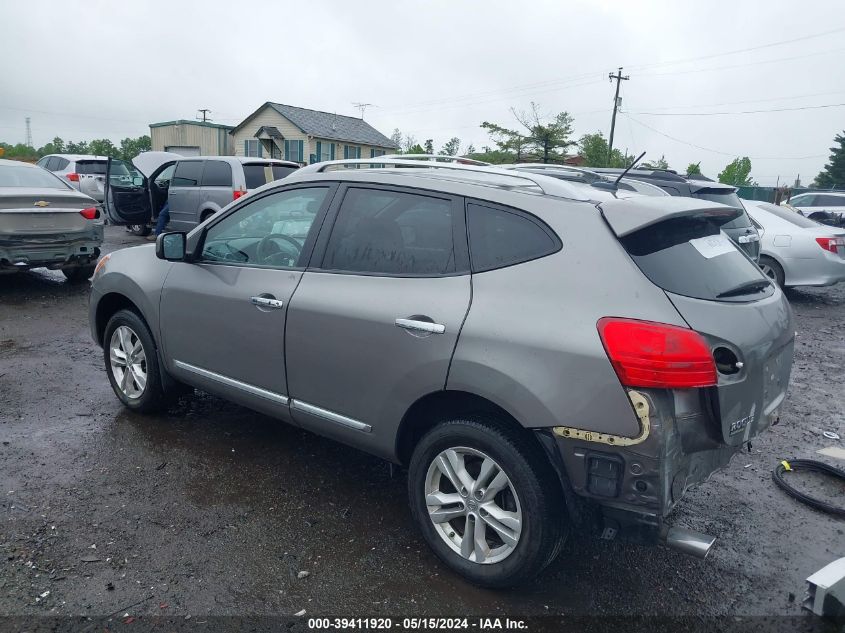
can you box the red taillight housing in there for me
[597,317,717,389]
[79,207,99,220]
[66,173,80,182]
[816,237,844,254]
[233,189,246,201]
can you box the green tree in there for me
[813,130,845,188]
[38,136,65,156]
[464,143,475,155]
[641,155,670,170]
[718,157,754,186]
[119,135,151,160]
[88,138,119,157]
[440,137,461,156]
[405,143,425,154]
[686,162,702,176]
[65,140,90,154]
[424,139,434,155]
[579,132,625,168]
[480,121,528,161]
[512,103,575,163]
[464,148,517,164]
[401,134,418,154]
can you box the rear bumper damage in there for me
[0,227,103,272]
[541,386,783,554]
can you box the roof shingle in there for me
[267,103,398,148]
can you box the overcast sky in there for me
[2,0,844,185]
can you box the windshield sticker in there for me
[689,233,736,259]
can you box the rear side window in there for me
[171,161,204,187]
[467,203,560,272]
[323,187,456,276]
[53,157,70,171]
[621,217,771,302]
[242,163,294,189]
[76,160,108,175]
[201,160,233,187]
[272,165,297,180]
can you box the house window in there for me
[316,142,334,163]
[285,140,303,163]
[244,139,261,157]
[344,145,360,160]
[370,149,386,158]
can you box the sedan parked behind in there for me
[0,159,103,281]
[744,199,845,287]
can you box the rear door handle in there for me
[251,296,284,309]
[395,318,445,334]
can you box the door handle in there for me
[251,296,284,309]
[395,318,445,335]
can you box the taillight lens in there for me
[233,189,246,200]
[597,317,717,389]
[66,173,80,182]
[79,207,99,220]
[816,237,845,253]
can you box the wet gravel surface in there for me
[0,226,843,618]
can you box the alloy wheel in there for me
[424,446,522,564]
[760,263,776,281]
[109,325,147,399]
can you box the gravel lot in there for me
[1,226,843,620]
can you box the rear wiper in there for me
[716,280,771,298]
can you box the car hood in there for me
[132,152,182,177]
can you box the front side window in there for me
[200,187,328,269]
[107,159,141,186]
[322,187,456,276]
[171,161,204,187]
[467,203,560,272]
[201,161,233,187]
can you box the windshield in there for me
[0,164,70,188]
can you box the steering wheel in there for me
[256,233,302,265]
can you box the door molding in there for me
[173,360,289,405]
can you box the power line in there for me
[624,89,845,113]
[623,114,827,160]
[631,102,845,116]
[607,68,629,161]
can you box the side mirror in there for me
[156,232,187,261]
[132,176,144,186]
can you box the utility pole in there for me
[25,117,32,148]
[607,67,629,163]
[197,109,212,122]
[352,102,374,119]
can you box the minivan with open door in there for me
[104,151,181,236]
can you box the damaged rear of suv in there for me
[89,159,793,588]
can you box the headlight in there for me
[93,253,111,280]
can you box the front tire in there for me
[103,309,170,413]
[127,224,152,236]
[408,417,565,588]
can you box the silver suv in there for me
[104,153,299,234]
[89,158,794,587]
[36,154,109,202]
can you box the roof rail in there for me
[379,153,490,166]
[296,158,591,200]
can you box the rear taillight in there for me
[597,317,717,389]
[66,173,80,182]
[79,207,99,220]
[816,237,845,253]
[233,189,246,201]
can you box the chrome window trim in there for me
[173,360,289,405]
[290,399,372,433]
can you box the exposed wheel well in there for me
[396,390,537,466]
[95,293,143,345]
[200,209,216,222]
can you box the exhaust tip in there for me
[662,526,716,559]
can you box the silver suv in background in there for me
[36,154,109,202]
[90,158,793,587]
[104,153,299,234]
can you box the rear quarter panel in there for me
[447,198,689,437]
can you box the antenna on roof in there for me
[352,102,375,119]
[197,109,212,123]
[613,151,647,188]
[590,151,646,192]
[332,112,338,131]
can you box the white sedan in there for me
[744,199,845,287]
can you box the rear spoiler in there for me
[599,197,742,237]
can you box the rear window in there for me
[621,216,772,302]
[692,189,751,229]
[76,160,108,175]
[0,164,69,188]
[242,163,296,189]
[757,203,821,228]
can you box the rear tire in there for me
[200,210,215,223]
[103,309,171,413]
[408,417,565,588]
[759,256,785,288]
[62,263,96,283]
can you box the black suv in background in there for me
[592,169,761,260]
